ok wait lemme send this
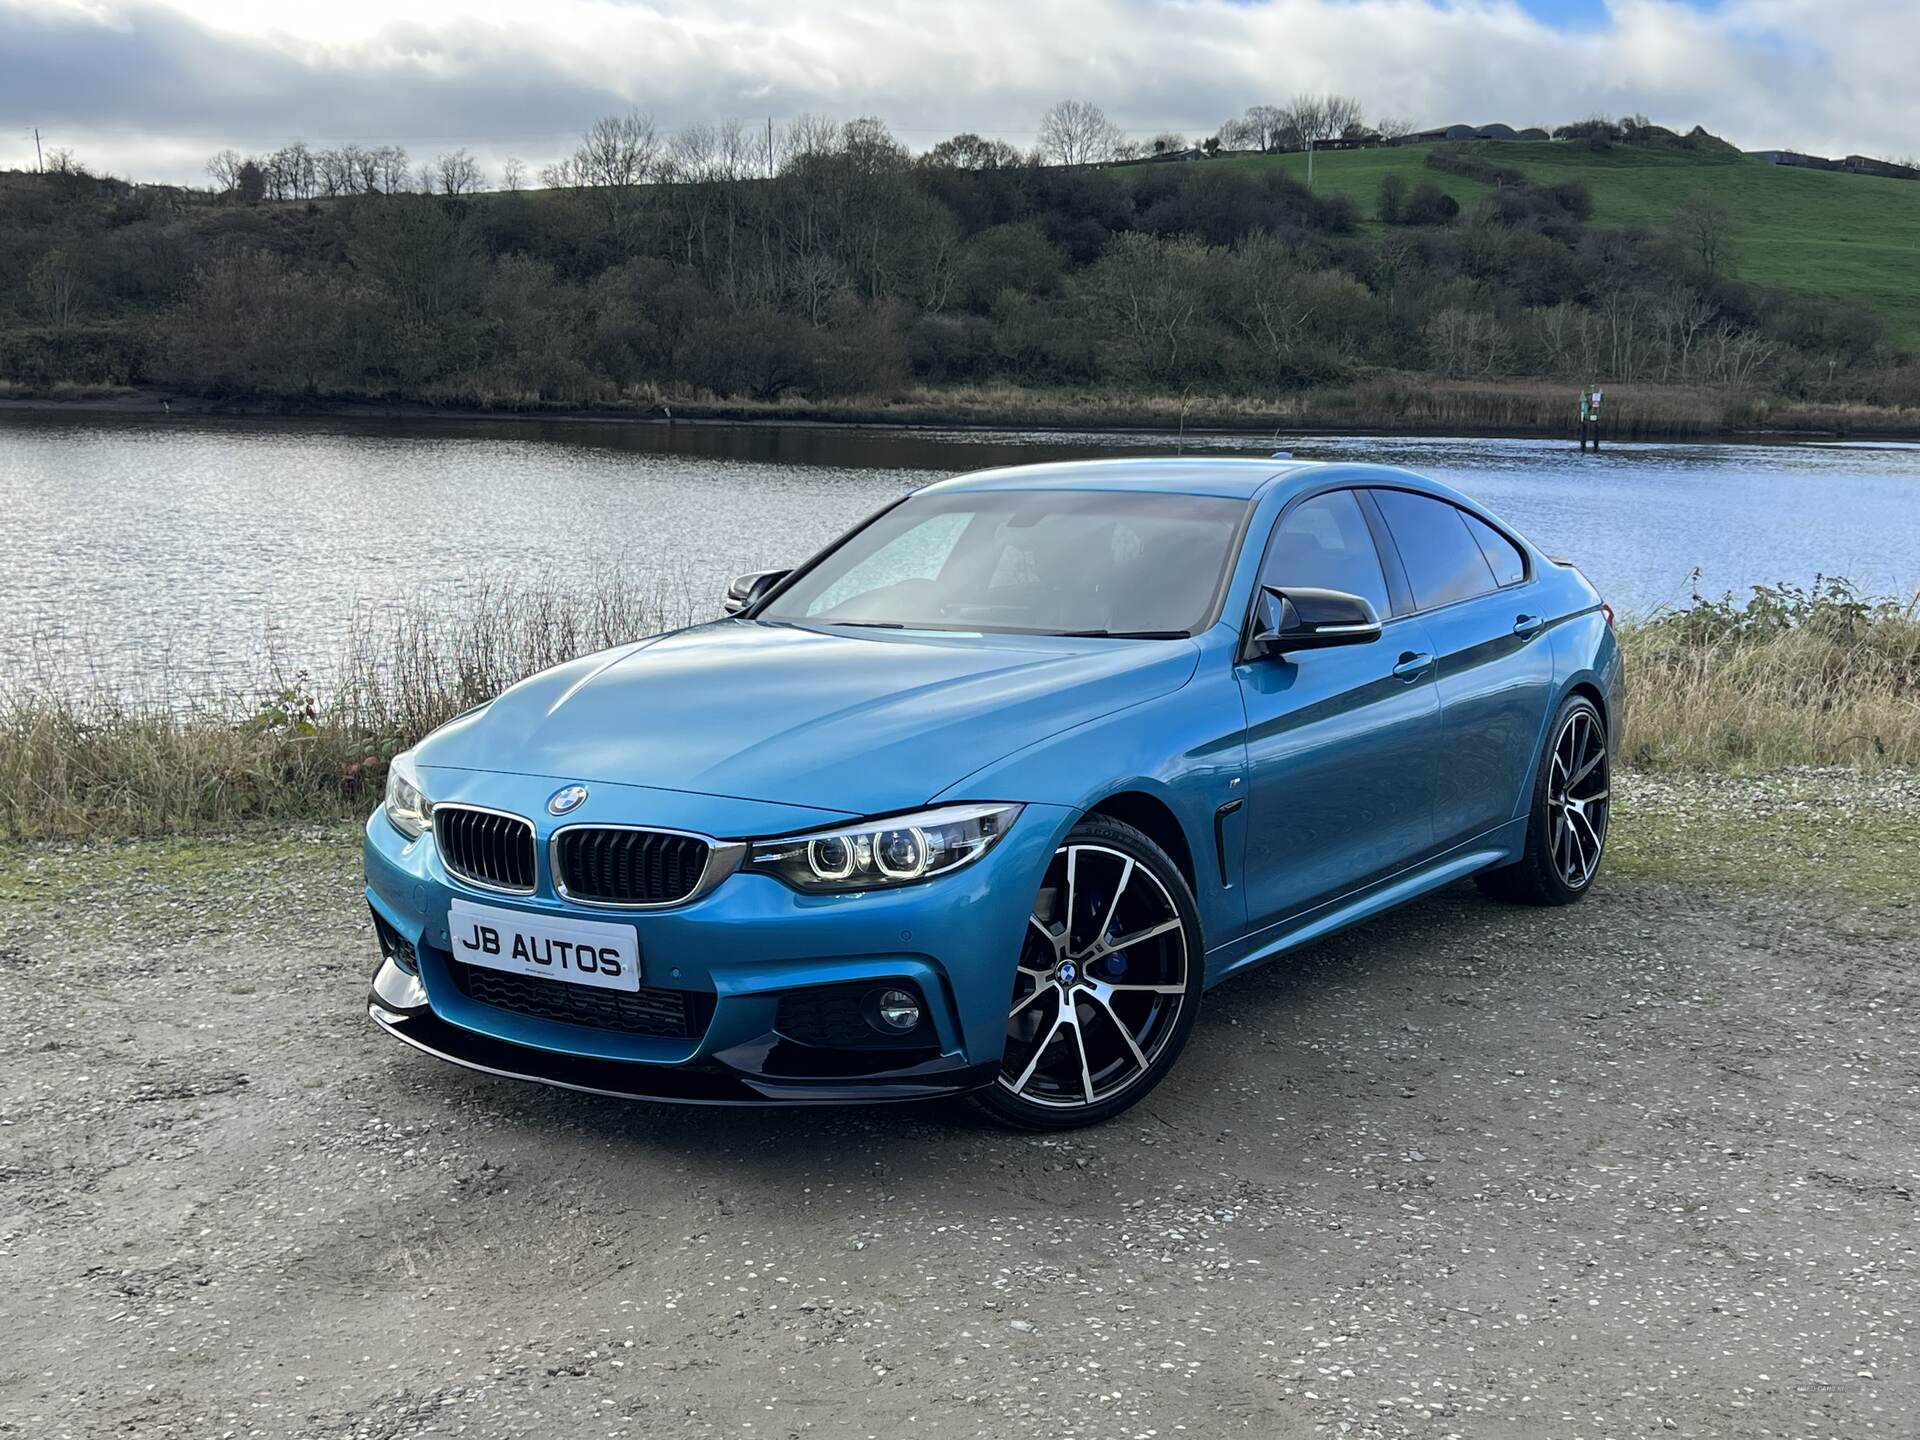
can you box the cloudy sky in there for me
[3,0,1915,185]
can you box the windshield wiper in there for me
[825,620,907,629]
[1054,629,1189,640]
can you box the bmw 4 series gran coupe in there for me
[365,458,1622,1129]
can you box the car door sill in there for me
[1203,821,1525,988]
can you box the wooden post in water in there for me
[1577,386,1604,450]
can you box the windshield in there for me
[760,489,1249,637]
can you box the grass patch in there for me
[1608,769,1920,906]
[1620,579,1920,771]
[1239,142,1920,348]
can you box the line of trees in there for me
[0,110,1899,412]
[205,142,492,202]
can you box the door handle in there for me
[1392,651,1434,680]
[1513,614,1545,638]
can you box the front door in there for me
[1233,489,1440,930]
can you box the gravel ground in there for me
[2,771,1917,1439]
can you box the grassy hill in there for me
[1225,142,1920,348]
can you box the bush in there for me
[1394,182,1460,226]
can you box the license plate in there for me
[447,897,640,993]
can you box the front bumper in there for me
[363,778,1069,1106]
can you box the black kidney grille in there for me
[448,959,714,1039]
[435,806,537,893]
[556,827,711,905]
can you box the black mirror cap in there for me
[724,569,792,616]
[1248,585,1383,658]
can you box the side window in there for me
[1371,489,1498,610]
[1258,490,1391,619]
[1463,512,1528,588]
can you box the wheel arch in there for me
[1083,788,1199,900]
[1565,678,1610,739]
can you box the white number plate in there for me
[448,897,640,993]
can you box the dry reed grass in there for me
[4,575,1913,841]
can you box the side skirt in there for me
[1203,819,1525,988]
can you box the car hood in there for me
[415,619,1201,818]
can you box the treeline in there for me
[0,111,1903,412]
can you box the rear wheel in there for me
[970,818,1203,1130]
[1477,694,1611,906]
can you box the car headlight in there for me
[747,803,1023,893]
[383,749,434,839]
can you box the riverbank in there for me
[3,577,1914,841]
[8,378,1920,441]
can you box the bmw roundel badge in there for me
[547,784,589,816]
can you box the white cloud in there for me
[4,0,1917,183]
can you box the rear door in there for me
[1233,488,1440,928]
[1367,488,1559,850]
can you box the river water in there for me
[2,413,1915,697]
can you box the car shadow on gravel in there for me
[405,877,1592,1183]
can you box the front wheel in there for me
[1477,693,1612,906]
[970,817,1204,1131]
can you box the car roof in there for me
[913,456,1471,505]
[915,457,1320,501]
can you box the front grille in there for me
[554,827,711,906]
[448,958,715,1039]
[435,806,537,893]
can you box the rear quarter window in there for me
[1462,512,1528,588]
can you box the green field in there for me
[1222,143,1920,348]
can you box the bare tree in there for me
[578,112,661,188]
[501,156,527,192]
[1277,94,1366,147]
[372,145,411,194]
[1323,95,1368,138]
[268,141,317,200]
[28,249,82,328]
[1149,132,1188,156]
[435,148,485,196]
[206,149,245,194]
[1673,190,1738,283]
[1375,114,1416,141]
[317,144,365,197]
[779,113,843,169]
[1245,104,1285,151]
[1215,115,1259,151]
[1037,99,1121,166]
[666,123,719,182]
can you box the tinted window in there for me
[1463,512,1528,588]
[1258,490,1390,619]
[762,489,1249,636]
[1371,489,1498,610]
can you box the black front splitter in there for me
[370,1002,997,1106]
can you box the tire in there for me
[969,817,1205,1131]
[1476,693,1612,906]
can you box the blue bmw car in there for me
[365,458,1621,1128]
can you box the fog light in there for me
[873,988,922,1033]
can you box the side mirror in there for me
[1247,585,1382,659]
[724,569,790,616]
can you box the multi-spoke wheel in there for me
[971,817,1203,1130]
[1477,693,1611,906]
